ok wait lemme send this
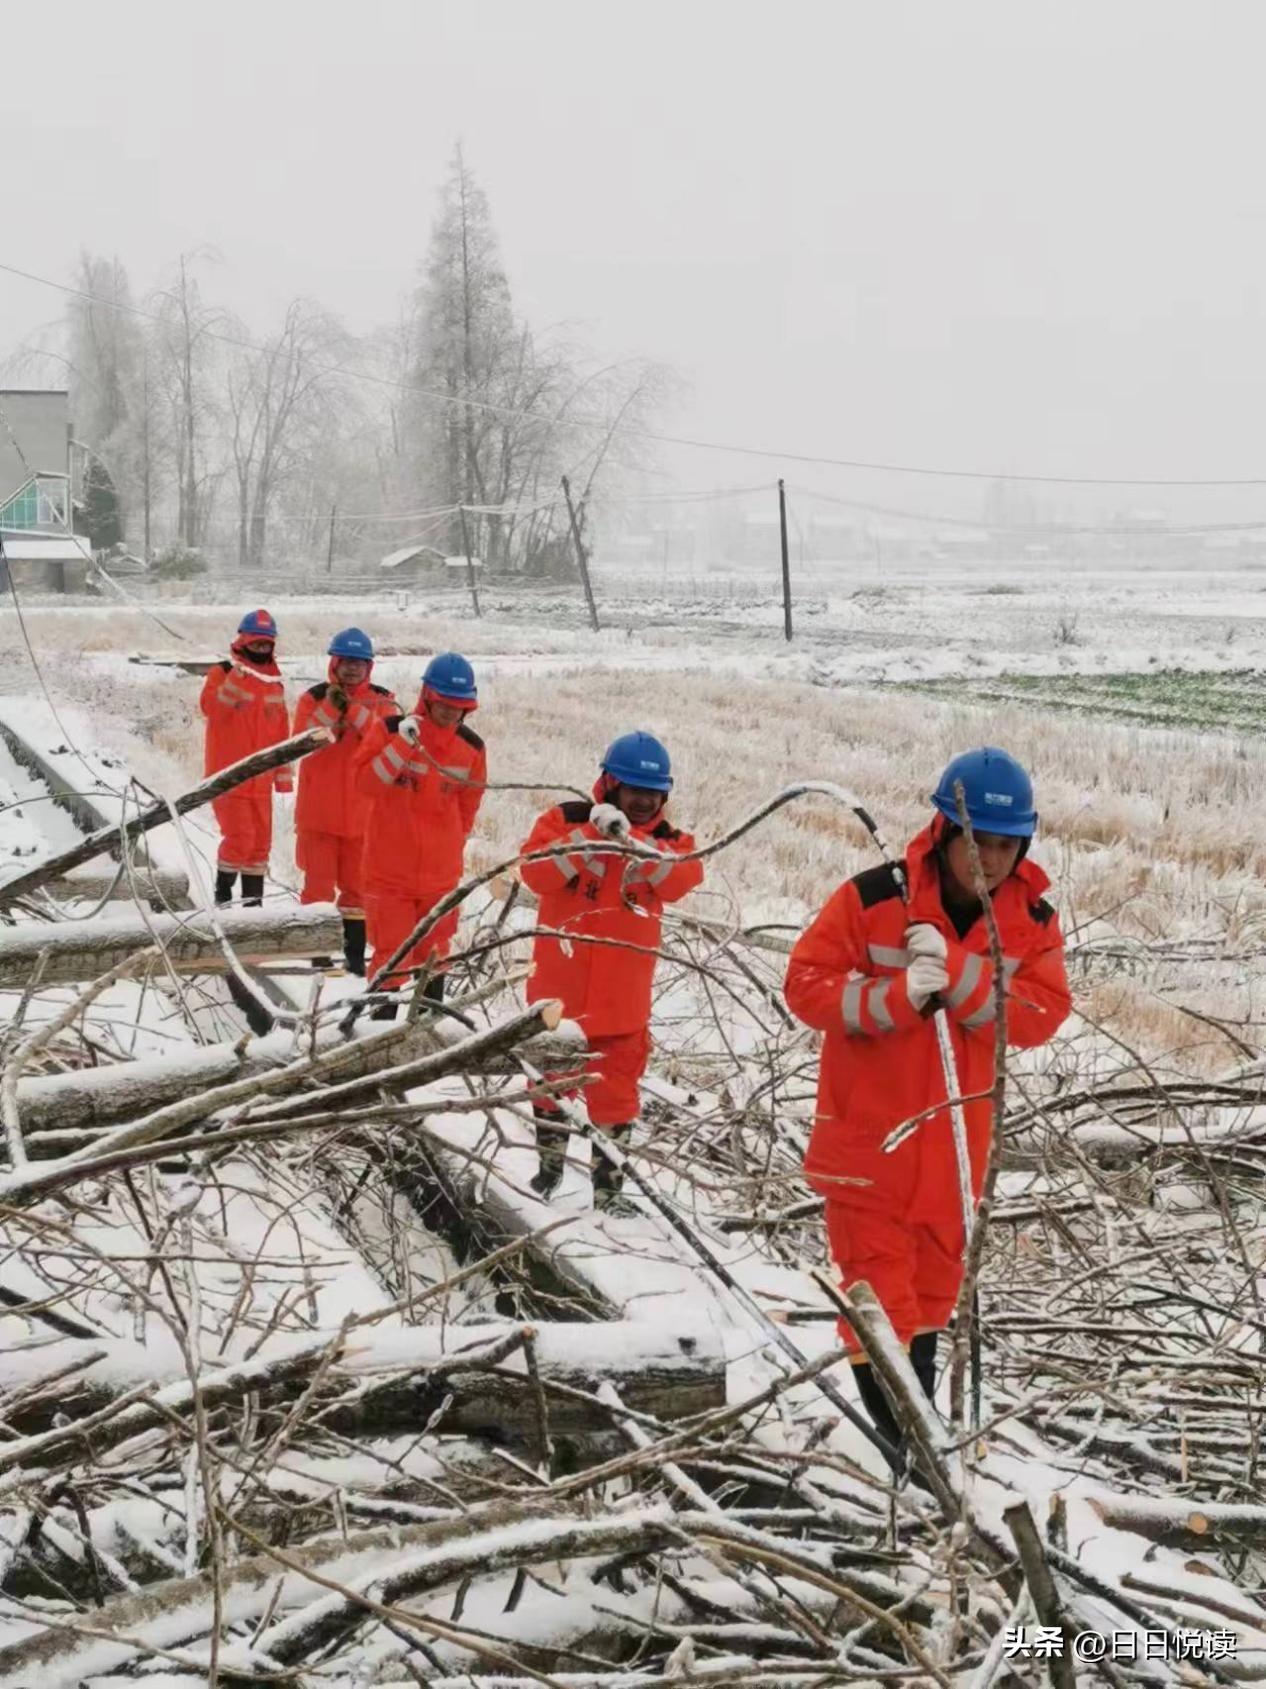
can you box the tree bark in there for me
[0,727,329,907]
[0,904,344,989]
[0,1320,725,1451]
[14,1017,586,1144]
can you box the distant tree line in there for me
[9,144,674,577]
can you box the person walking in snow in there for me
[352,652,485,1015]
[784,747,1071,1468]
[518,731,704,1214]
[200,609,292,906]
[291,628,398,975]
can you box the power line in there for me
[792,482,1266,538]
[5,255,1266,490]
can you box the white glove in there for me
[589,802,630,840]
[906,952,950,1009]
[905,923,948,962]
[397,714,422,747]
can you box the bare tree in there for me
[150,253,224,549]
[226,298,349,569]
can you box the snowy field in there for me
[0,566,1264,1681]
[6,559,1265,1075]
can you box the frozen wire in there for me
[7,255,1266,489]
[791,481,1266,539]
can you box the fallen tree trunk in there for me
[0,1001,569,1205]
[46,866,191,908]
[0,1498,677,1687]
[0,1320,724,1458]
[0,902,343,988]
[14,1014,586,1144]
[0,726,330,907]
[1087,1492,1266,1549]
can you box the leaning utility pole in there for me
[561,476,600,633]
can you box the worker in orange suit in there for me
[200,609,291,906]
[292,627,398,975]
[353,652,485,1016]
[518,731,703,1214]
[784,747,1071,1472]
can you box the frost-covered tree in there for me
[226,298,348,569]
[408,143,518,556]
[150,254,224,549]
[406,146,678,573]
[80,456,122,550]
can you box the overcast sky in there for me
[2,0,1264,513]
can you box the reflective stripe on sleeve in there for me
[944,951,985,1009]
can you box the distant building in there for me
[0,390,92,591]
[381,542,483,584]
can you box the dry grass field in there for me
[3,593,1263,1077]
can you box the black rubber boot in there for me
[342,918,367,977]
[592,1123,638,1216]
[215,870,236,906]
[910,1331,939,1401]
[240,873,265,907]
[852,1363,905,1476]
[370,999,399,1022]
[422,973,446,1005]
[530,1108,568,1199]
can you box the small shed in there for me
[0,529,94,592]
[381,543,483,583]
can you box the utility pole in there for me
[326,503,337,576]
[561,476,600,633]
[458,505,482,618]
[778,479,793,641]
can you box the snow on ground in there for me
[1,569,1265,1677]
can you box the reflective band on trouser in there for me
[868,943,909,968]
[841,975,896,1034]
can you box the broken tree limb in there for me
[0,1001,569,1207]
[0,902,342,989]
[1003,1500,1078,1689]
[2,948,158,1167]
[13,1013,586,1145]
[0,1500,679,1686]
[0,725,330,907]
[1086,1492,1266,1549]
[43,867,191,908]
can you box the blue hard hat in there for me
[422,651,477,703]
[237,608,278,639]
[328,626,374,661]
[601,730,673,793]
[932,747,1036,837]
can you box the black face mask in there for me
[240,644,275,666]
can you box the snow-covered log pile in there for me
[0,739,1263,1684]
